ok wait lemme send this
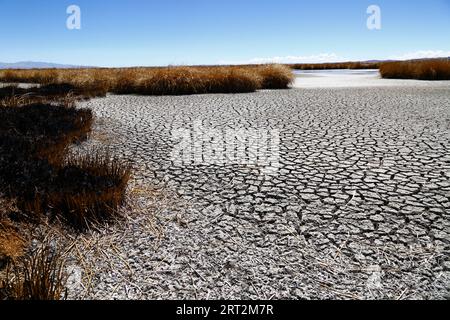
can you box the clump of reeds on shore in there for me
[0,240,67,300]
[380,59,450,80]
[289,61,381,70]
[0,100,131,230]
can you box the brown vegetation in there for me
[380,59,450,80]
[0,67,135,299]
[258,64,296,89]
[22,153,131,228]
[0,84,131,299]
[0,215,25,267]
[0,64,294,95]
[0,240,66,300]
[0,99,131,230]
[289,61,381,70]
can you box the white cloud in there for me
[218,50,450,66]
[218,53,345,65]
[389,50,450,61]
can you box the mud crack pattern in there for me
[78,86,450,299]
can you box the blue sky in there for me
[0,0,449,67]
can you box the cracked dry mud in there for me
[75,86,450,300]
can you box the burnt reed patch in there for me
[39,82,108,99]
[0,83,108,104]
[0,103,93,164]
[0,102,130,230]
[19,153,131,229]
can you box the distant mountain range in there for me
[0,61,89,69]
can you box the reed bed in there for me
[0,64,294,95]
[289,61,380,70]
[380,59,450,80]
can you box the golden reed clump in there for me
[1,240,67,300]
[380,59,450,80]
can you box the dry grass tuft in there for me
[0,218,26,268]
[257,64,295,89]
[0,240,66,300]
[380,59,450,80]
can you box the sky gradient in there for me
[0,0,449,67]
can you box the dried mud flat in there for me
[69,85,450,300]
